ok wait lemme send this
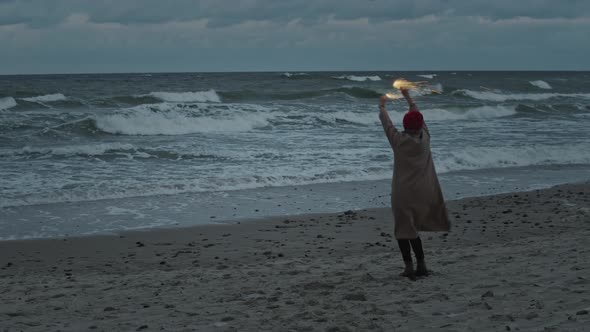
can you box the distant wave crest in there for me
[417,74,436,79]
[332,75,382,82]
[282,72,309,78]
[148,90,221,103]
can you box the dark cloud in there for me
[1,0,589,27]
[0,0,588,73]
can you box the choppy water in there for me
[1,71,590,238]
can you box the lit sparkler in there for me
[385,78,442,99]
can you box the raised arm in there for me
[378,95,400,148]
[401,88,418,112]
[401,88,429,136]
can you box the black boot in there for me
[415,258,429,277]
[400,260,416,281]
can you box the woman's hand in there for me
[400,88,417,110]
[400,88,410,98]
[379,95,388,108]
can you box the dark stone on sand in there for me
[221,316,235,322]
[136,241,145,247]
[5,262,12,268]
[316,235,324,238]
[576,309,589,315]
[344,210,355,216]
[482,291,494,298]
[303,282,335,290]
[136,325,148,331]
[343,293,367,301]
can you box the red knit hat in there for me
[403,111,424,131]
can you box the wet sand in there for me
[1,183,589,331]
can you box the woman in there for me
[378,88,451,280]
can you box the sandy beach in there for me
[1,182,589,331]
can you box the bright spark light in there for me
[393,78,428,90]
[391,78,442,95]
[385,92,402,100]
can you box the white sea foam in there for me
[455,89,590,102]
[93,103,271,135]
[435,143,590,173]
[0,97,17,110]
[4,140,590,209]
[384,106,515,124]
[19,143,137,157]
[418,105,517,121]
[148,90,221,103]
[333,75,382,82]
[529,80,552,90]
[417,74,436,79]
[21,93,67,102]
[282,72,309,78]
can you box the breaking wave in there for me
[381,105,517,124]
[454,89,590,102]
[529,80,552,90]
[435,143,590,173]
[418,105,517,121]
[92,103,271,135]
[220,87,381,101]
[21,93,67,103]
[0,97,17,110]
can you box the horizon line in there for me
[1,69,589,76]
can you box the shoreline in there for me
[1,182,589,331]
[3,165,590,241]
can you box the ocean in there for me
[1,71,590,239]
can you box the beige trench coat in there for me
[379,111,451,239]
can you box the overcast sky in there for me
[1,0,589,74]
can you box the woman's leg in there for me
[409,237,424,260]
[410,237,428,276]
[397,239,412,262]
[397,239,416,280]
